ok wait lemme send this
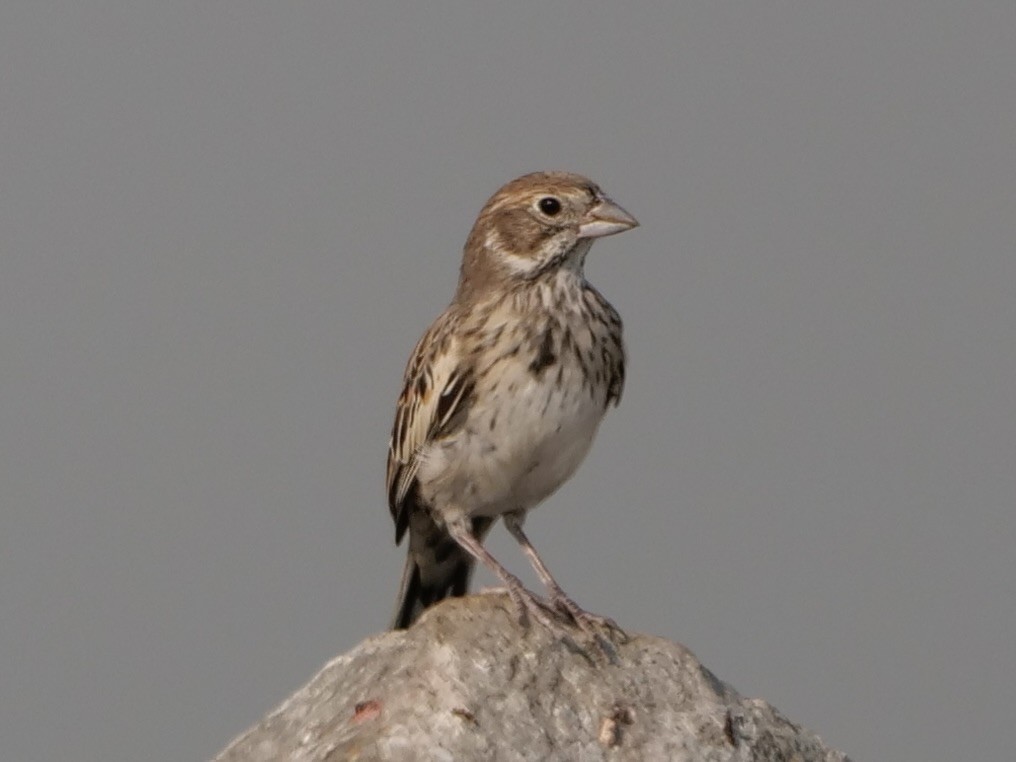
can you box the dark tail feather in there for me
[389,549,473,630]
[389,514,493,630]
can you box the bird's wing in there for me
[607,354,625,408]
[386,311,475,543]
[590,285,626,408]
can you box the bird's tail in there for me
[389,516,492,630]
[389,549,473,629]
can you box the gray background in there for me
[2,3,1013,760]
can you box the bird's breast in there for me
[417,301,617,519]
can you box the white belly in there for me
[417,359,607,520]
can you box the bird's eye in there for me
[538,197,562,216]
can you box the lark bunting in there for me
[387,171,638,632]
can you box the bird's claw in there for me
[549,588,629,647]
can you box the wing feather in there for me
[386,312,475,543]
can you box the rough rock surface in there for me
[214,592,848,761]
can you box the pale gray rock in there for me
[214,592,848,761]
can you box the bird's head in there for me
[457,171,638,298]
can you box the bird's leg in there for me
[445,515,557,630]
[503,512,626,641]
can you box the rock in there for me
[214,591,848,761]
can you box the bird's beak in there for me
[577,197,639,239]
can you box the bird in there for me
[386,171,638,633]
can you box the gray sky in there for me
[2,3,1013,760]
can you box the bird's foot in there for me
[506,585,566,631]
[498,582,626,660]
[549,587,629,651]
[494,584,594,656]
